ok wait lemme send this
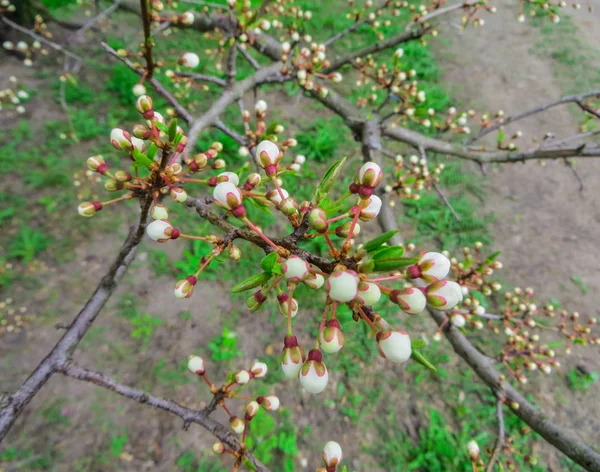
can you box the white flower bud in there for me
[110,128,133,151]
[187,355,205,375]
[213,182,243,210]
[451,314,466,327]
[174,277,196,298]
[146,219,175,242]
[323,441,343,468]
[326,270,359,303]
[304,272,325,289]
[282,255,310,282]
[299,349,328,394]
[238,146,250,157]
[179,52,200,68]
[217,171,239,186]
[359,195,382,221]
[394,48,404,58]
[255,100,268,114]
[467,440,480,458]
[357,282,381,306]
[319,320,345,354]
[132,84,147,96]
[251,361,268,378]
[426,281,464,310]
[377,330,412,363]
[180,11,194,25]
[260,395,280,411]
[151,204,169,220]
[255,140,281,173]
[408,252,451,283]
[236,370,251,385]
[358,161,383,188]
[389,287,426,315]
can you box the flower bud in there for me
[335,221,360,238]
[230,417,245,435]
[255,100,268,114]
[331,72,343,83]
[212,442,224,455]
[467,440,480,459]
[407,252,451,283]
[358,161,383,188]
[451,314,466,327]
[278,295,298,318]
[180,11,194,25]
[425,280,464,310]
[357,282,381,306]
[146,219,177,242]
[87,155,107,174]
[77,201,102,217]
[258,394,280,411]
[174,276,197,299]
[377,330,412,363]
[280,198,298,217]
[304,272,325,289]
[187,355,205,375]
[319,319,345,354]
[282,256,310,283]
[238,146,250,157]
[110,128,133,151]
[213,182,244,213]
[247,290,267,312]
[228,245,241,261]
[133,124,149,139]
[132,84,146,97]
[114,170,133,182]
[179,52,200,68]
[299,349,328,394]
[250,361,268,378]
[245,400,260,420]
[151,204,169,220]
[168,187,187,203]
[267,188,289,206]
[255,140,282,175]
[308,208,328,233]
[359,195,382,221]
[104,179,122,192]
[389,287,427,315]
[326,270,359,303]
[236,370,251,385]
[323,441,343,468]
[281,335,304,379]
[215,172,238,186]
[190,153,208,171]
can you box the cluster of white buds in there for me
[0,76,29,114]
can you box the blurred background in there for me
[1,0,599,470]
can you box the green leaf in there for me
[147,143,158,161]
[131,148,154,169]
[231,272,271,293]
[411,339,426,349]
[314,157,346,203]
[364,230,400,253]
[485,250,502,264]
[155,122,168,134]
[260,253,279,273]
[168,118,178,142]
[243,457,257,471]
[411,349,437,372]
[497,128,505,144]
[370,247,418,272]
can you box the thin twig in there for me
[324,0,392,47]
[236,43,261,70]
[138,0,155,77]
[486,400,506,472]
[67,0,122,41]
[175,72,227,87]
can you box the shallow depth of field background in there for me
[1,0,599,470]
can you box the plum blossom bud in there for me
[255,100,268,114]
[236,370,251,385]
[114,170,132,182]
[389,287,426,315]
[229,246,241,261]
[245,400,260,420]
[131,137,146,152]
[255,140,282,174]
[407,252,451,283]
[425,280,463,310]
[251,361,268,378]
[319,319,345,354]
[283,256,310,283]
[394,48,404,58]
[377,330,412,363]
[179,52,200,68]
[331,72,343,83]
[278,295,298,318]
[335,221,360,238]
[180,11,194,25]
[213,182,243,211]
[281,336,304,379]
[132,84,146,97]
[217,171,239,186]
[295,154,306,165]
[308,208,328,233]
[146,219,177,242]
[174,276,197,299]
[187,355,205,375]
[212,442,224,455]
[357,282,381,306]
[281,41,291,53]
[267,188,289,206]
[151,204,169,220]
[133,124,149,139]
[78,201,102,217]
[451,314,466,328]
[467,440,480,458]
[259,395,280,411]
[327,270,359,303]
[87,155,107,174]
[170,187,187,203]
[244,173,261,191]
[135,95,153,116]
[358,161,383,188]
[280,198,298,216]
[323,441,343,468]
[299,349,328,394]
[304,273,325,289]
[359,195,382,221]
[247,290,267,312]
[230,417,245,434]
[110,128,133,151]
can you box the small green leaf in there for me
[485,250,502,264]
[147,143,158,161]
[168,118,178,142]
[155,122,169,134]
[364,230,400,253]
[411,339,426,349]
[231,272,271,293]
[260,253,279,272]
[314,157,346,203]
[370,247,417,272]
[411,349,437,372]
[497,128,505,144]
[132,148,154,169]
[243,457,257,471]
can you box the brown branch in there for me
[139,0,155,77]
[58,362,270,472]
[175,72,227,87]
[323,0,392,47]
[237,43,261,71]
[0,194,153,441]
[66,0,123,42]
[486,400,506,472]
[213,119,246,144]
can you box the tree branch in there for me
[486,400,506,472]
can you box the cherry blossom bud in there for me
[247,290,267,312]
[110,128,133,151]
[358,161,383,188]
[294,154,306,165]
[389,287,426,315]
[309,208,328,233]
[451,314,466,328]
[335,221,360,238]
[217,171,239,186]
[78,201,102,217]
[326,270,359,303]
[251,361,268,378]
[114,170,132,182]
[245,400,260,420]
[187,355,205,375]
[281,41,291,53]
[151,204,169,220]
[213,182,243,211]
[304,273,325,289]
[283,256,310,283]
[281,336,304,379]
[407,252,451,283]
[467,440,480,458]
[357,282,381,306]
[394,48,404,58]
[135,95,154,117]
[180,11,194,25]
[170,187,187,203]
[300,349,328,394]
[179,52,200,68]
[244,173,261,190]
[278,294,299,318]
[280,198,298,216]
[236,370,251,385]
[255,100,268,114]
[267,188,289,206]
[258,395,280,411]
[131,137,146,152]
[377,330,412,363]
[174,276,197,299]
[230,417,245,434]
[255,140,282,174]
[146,219,177,242]
[133,124,149,139]
[331,72,343,83]
[323,441,343,468]
[132,84,146,97]
[212,442,224,455]
[104,179,122,192]
[359,195,382,221]
[297,69,307,82]
[425,280,463,310]
[87,155,107,174]
[319,319,345,354]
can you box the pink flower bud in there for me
[377,330,412,363]
[110,128,133,151]
[280,198,298,217]
[190,153,207,171]
[250,361,268,378]
[425,280,463,310]
[359,195,382,221]
[282,256,310,283]
[146,219,177,242]
[389,287,426,315]
[245,400,259,420]
[174,276,196,299]
[87,155,107,174]
[303,272,325,289]
[258,394,280,411]
[179,52,200,69]
[244,173,261,190]
[255,140,282,174]
[236,370,251,385]
[326,270,359,303]
[78,201,102,217]
[357,282,381,306]
[323,441,343,468]
[408,252,451,283]
[151,204,169,220]
[213,182,243,211]
[281,335,304,379]
[114,170,132,182]
[230,417,245,434]
[319,319,345,354]
[180,11,194,25]
[358,161,383,188]
[308,208,328,233]
[133,124,149,139]
[299,349,328,394]
[187,355,205,375]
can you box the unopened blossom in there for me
[251,361,268,378]
[132,84,146,96]
[255,100,268,114]
[299,349,328,394]
[236,370,251,385]
[278,295,299,318]
[267,188,289,206]
[326,270,359,303]
[323,441,343,468]
[174,276,196,299]
[230,417,245,434]
[308,208,328,233]
[357,282,381,306]
[304,272,325,289]
[377,330,412,363]
[407,252,451,283]
[87,155,107,174]
[283,255,310,283]
[187,355,205,375]
[281,335,304,379]
[135,95,153,115]
[259,394,280,411]
[467,440,480,458]
[170,187,187,203]
[255,140,282,174]
[319,320,345,354]
[131,136,146,152]
[217,171,239,186]
[213,182,243,211]
[212,442,224,455]
[78,201,102,217]
[151,204,169,220]
[146,219,177,242]
[425,280,464,310]
[180,11,194,25]
[451,314,466,327]
[357,161,383,194]
[389,287,427,315]
[179,52,200,68]
[110,128,133,151]
[359,195,382,221]
[245,400,260,420]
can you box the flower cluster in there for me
[0,75,29,115]
[383,152,445,201]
